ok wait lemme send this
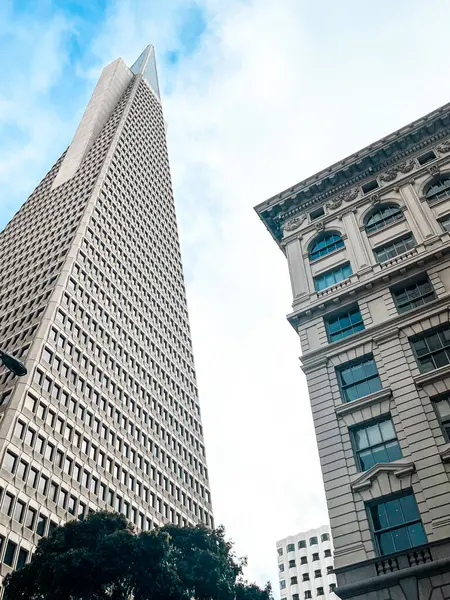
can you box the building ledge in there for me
[335,388,392,418]
[350,460,416,492]
[414,363,450,388]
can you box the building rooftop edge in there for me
[255,99,450,246]
[276,523,331,545]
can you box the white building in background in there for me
[277,525,337,600]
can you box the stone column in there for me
[400,183,440,241]
[342,210,371,271]
[285,238,309,300]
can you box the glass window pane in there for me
[384,498,404,527]
[399,494,420,521]
[379,419,395,441]
[366,423,383,446]
[354,428,369,450]
[385,441,402,462]
[408,523,427,547]
[392,526,411,552]
[371,503,388,531]
[359,450,375,471]
[377,531,395,555]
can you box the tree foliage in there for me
[4,511,271,600]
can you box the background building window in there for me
[289,559,296,568]
[365,204,403,233]
[309,536,318,545]
[290,576,298,585]
[325,306,364,342]
[300,556,308,565]
[411,325,450,372]
[312,553,319,561]
[425,175,450,203]
[277,548,283,556]
[352,417,402,471]
[368,491,426,555]
[432,393,450,440]
[324,549,332,557]
[314,263,352,291]
[391,276,435,313]
[298,540,306,549]
[337,355,382,402]
[302,573,310,581]
[287,543,295,552]
[280,581,286,590]
[309,232,344,261]
[321,533,330,542]
[317,587,324,597]
[374,234,415,263]
[305,592,312,599]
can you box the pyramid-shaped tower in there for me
[0,47,213,576]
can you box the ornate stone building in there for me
[0,46,212,582]
[255,105,450,599]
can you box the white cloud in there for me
[4,0,450,592]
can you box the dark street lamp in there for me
[0,350,27,377]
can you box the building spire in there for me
[131,45,160,99]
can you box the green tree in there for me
[4,511,271,600]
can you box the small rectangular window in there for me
[321,533,330,542]
[298,540,306,549]
[391,276,435,313]
[309,536,318,546]
[286,543,295,552]
[374,234,415,263]
[417,151,436,165]
[36,515,47,537]
[310,207,324,221]
[410,324,450,373]
[362,179,379,194]
[314,263,352,292]
[4,540,17,566]
[337,354,382,402]
[368,491,426,555]
[325,306,364,342]
[352,417,402,471]
[16,547,28,569]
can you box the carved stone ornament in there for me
[397,160,415,173]
[284,214,306,232]
[315,221,325,232]
[436,140,450,154]
[338,188,359,203]
[428,164,440,176]
[371,193,381,205]
[379,160,415,182]
[326,197,343,210]
[379,168,398,182]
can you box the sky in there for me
[3,0,450,592]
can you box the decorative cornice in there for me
[335,388,392,418]
[255,102,450,246]
[351,460,416,492]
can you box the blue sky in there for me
[4,0,450,592]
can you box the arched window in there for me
[425,175,450,203]
[365,203,403,233]
[309,232,344,261]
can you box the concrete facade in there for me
[0,47,212,584]
[277,525,337,599]
[256,104,450,600]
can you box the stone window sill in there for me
[414,364,450,388]
[335,388,392,418]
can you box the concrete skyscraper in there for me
[0,47,212,579]
[277,525,337,600]
[256,104,450,599]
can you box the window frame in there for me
[325,305,364,343]
[313,262,352,292]
[350,415,402,472]
[337,354,382,403]
[373,234,415,263]
[365,203,404,234]
[439,213,450,232]
[410,324,450,373]
[309,232,344,262]
[425,175,450,203]
[391,275,436,314]
[367,490,427,556]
